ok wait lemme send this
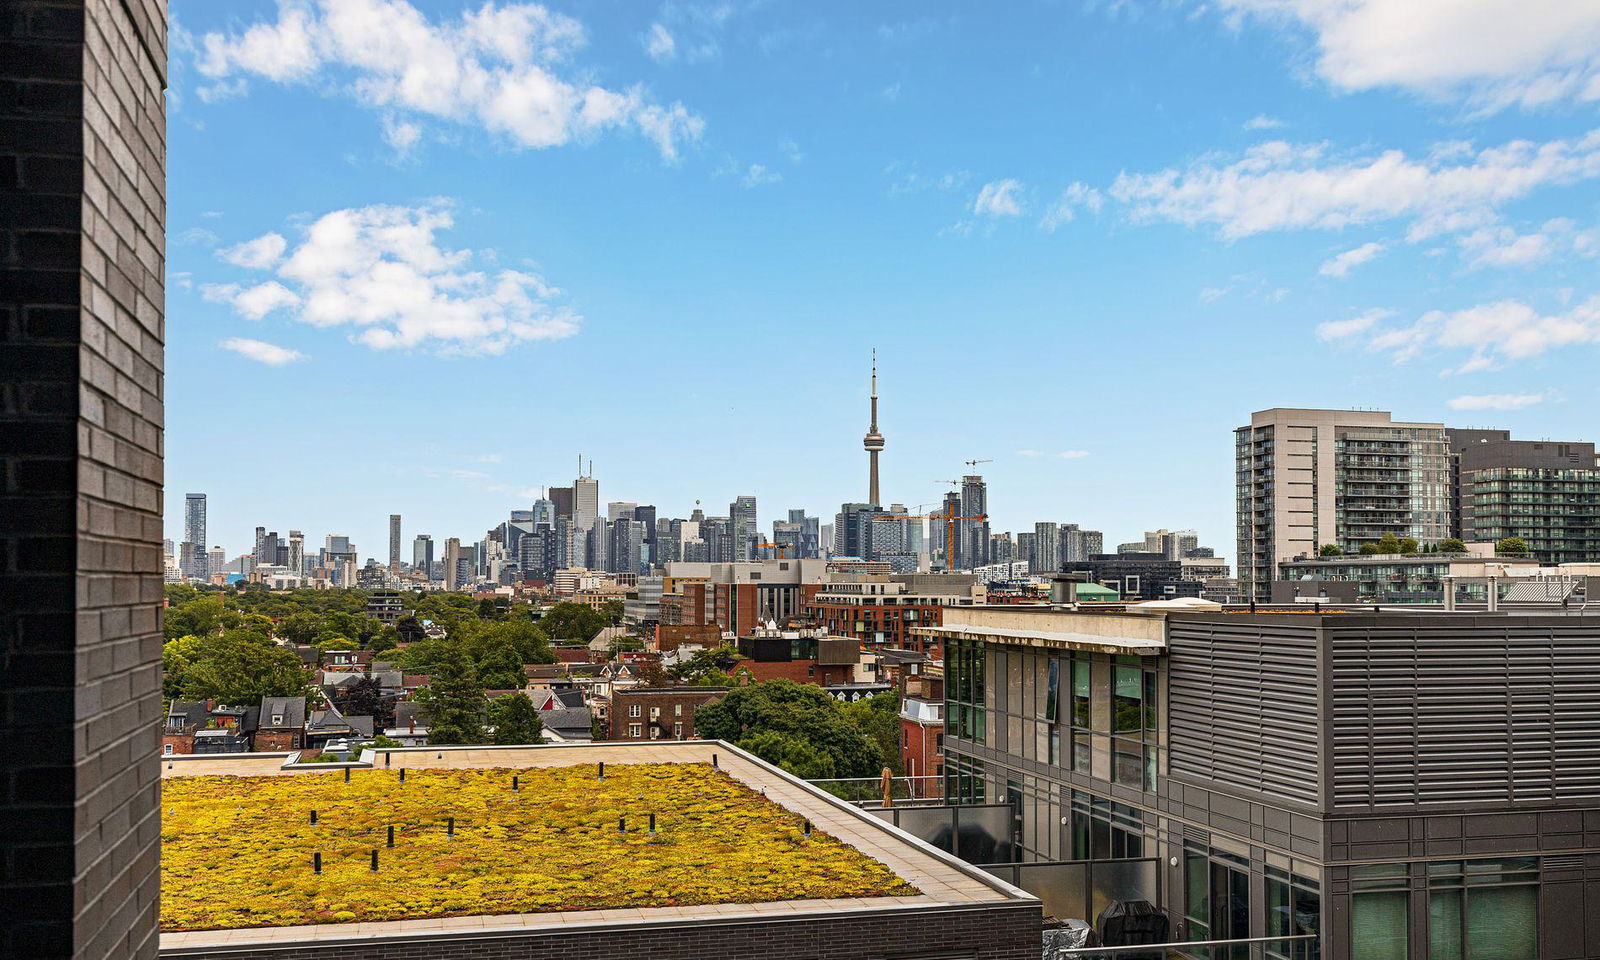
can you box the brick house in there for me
[608,687,727,741]
[253,697,307,751]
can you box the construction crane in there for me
[963,458,993,473]
[871,505,988,571]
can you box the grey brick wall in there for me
[159,903,1043,960]
[0,0,166,957]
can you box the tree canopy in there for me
[488,693,544,745]
[694,680,884,780]
[414,640,487,746]
[164,631,308,704]
[1438,537,1467,553]
[1496,537,1531,557]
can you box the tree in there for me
[843,692,902,776]
[1375,533,1402,555]
[536,602,608,643]
[1438,537,1467,553]
[695,680,881,779]
[1496,537,1530,557]
[334,675,393,730]
[1398,537,1420,555]
[280,611,323,646]
[488,693,544,745]
[165,597,227,640]
[634,661,672,688]
[415,640,487,745]
[1358,543,1381,556]
[1318,544,1343,557]
[173,631,309,704]
[473,633,531,691]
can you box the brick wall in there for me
[0,0,166,957]
[607,688,725,740]
[253,730,302,752]
[159,902,1042,960]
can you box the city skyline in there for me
[163,0,1600,565]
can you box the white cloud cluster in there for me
[1040,182,1104,232]
[1456,218,1599,269]
[973,179,1025,218]
[1318,241,1384,278]
[1219,0,1600,112]
[220,337,305,366]
[192,0,703,160]
[1447,393,1545,411]
[1319,295,1600,371]
[205,203,581,355]
[1110,129,1600,240]
[741,164,782,188]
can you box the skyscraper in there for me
[287,531,304,576]
[444,537,468,591]
[862,351,885,506]
[731,495,757,560]
[184,493,206,549]
[548,486,574,519]
[1031,522,1060,574]
[388,514,402,570]
[574,462,599,532]
[413,534,434,573]
[1236,408,1450,600]
[960,475,990,569]
[634,505,657,565]
[183,493,207,578]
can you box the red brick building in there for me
[802,581,976,656]
[608,687,727,741]
[898,671,945,800]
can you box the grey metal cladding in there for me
[1166,617,1321,807]
[1329,616,1600,810]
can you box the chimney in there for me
[408,718,415,734]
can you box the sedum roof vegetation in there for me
[160,762,918,931]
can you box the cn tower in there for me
[863,350,885,506]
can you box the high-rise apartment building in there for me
[287,531,304,576]
[1452,430,1600,564]
[959,475,990,569]
[1031,521,1060,573]
[184,492,206,550]
[444,537,468,591]
[1236,408,1450,600]
[413,534,434,573]
[388,514,402,569]
[731,495,758,561]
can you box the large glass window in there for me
[1071,659,1091,727]
[1267,867,1320,960]
[1044,658,1060,721]
[1428,859,1538,960]
[1113,664,1143,732]
[1352,863,1411,960]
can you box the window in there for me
[1352,864,1411,960]
[627,723,642,738]
[628,704,641,718]
[1267,867,1320,960]
[1044,658,1060,721]
[1071,659,1091,727]
[1428,859,1538,960]
[673,704,683,717]
[649,706,660,719]
[673,722,683,739]
[163,743,174,756]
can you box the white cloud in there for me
[218,232,288,269]
[1447,392,1545,411]
[973,179,1025,218]
[1316,307,1392,341]
[1016,449,1043,457]
[779,138,804,164]
[1318,241,1385,277]
[233,281,302,319]
[472,453,504,463]
[1219,0,1600,112]
[1200,286,1231,303]
[382,115,422,155]
[1056,450,1091,459]
[1039,182,1104,232]
[741,164,782,188]
[220,337,305,366]
[1243,114,1284,130]
[194,0,703,161]
[1110,129,1600,240]
[1456,218,1599,269]
[204,203,582,355]
[644,23,676,62]
[1358,295,1600,368]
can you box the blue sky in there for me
[164,0,1600,560]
